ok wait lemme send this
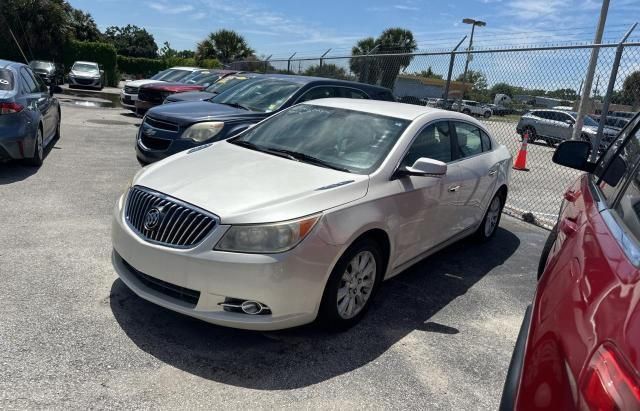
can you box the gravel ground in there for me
[0,102,545,410]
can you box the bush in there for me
[117,56,167,79]
[64,40,118,86]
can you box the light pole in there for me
[459,18,486,108]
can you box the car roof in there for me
[0,59,26,70]
[306,98,443,120]
[258,73,390,90]
[74,61,99,65]
[169,66,200,70]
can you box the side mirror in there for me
[565,119,575,126]
[552,141,595,172]
[398,158,447,177]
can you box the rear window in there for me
[0,69,14,90]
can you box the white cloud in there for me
[394,5,420,11]
[191,11,207,20]
[146,1,194,14]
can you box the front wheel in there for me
[462,108,471,115]
[483,111,491,118]
[318,239,383,330]
[475,193,504,241]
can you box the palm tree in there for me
[196,30,254,64]
[349,37,380,84]
[375,28,417,89]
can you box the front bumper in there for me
[120,91,137,109]
[134,99,157,113]
[68,76,101,88]
[111,193,340,330]
[135,128,198,163]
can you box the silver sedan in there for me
[111,98,511,330]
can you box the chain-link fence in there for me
[229,43,640,229]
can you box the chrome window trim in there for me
[601,209,640,267]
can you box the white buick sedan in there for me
[112,99,511,330]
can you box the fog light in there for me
[220,297,271,315]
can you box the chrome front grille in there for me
[125,186,217,248]
[124,85,139,94]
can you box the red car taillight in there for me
[580,344,640,410]
[0,102,24,114]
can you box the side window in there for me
[20,68,38,94]
[26,68,47,92]
[453,122,483,158]
[597,118,640,202]
[401,121,452,166]
[297,86,339,103]
[480,130,492,152]
[614,170,640,245]
[339,88,368,99]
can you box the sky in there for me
[67,0,640,58]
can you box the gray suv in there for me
[516,109,618,150]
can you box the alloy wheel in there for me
[484,196,501,237]
[337,250,377,319]
[36,129,44,161]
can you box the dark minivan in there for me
[136,74,395,164]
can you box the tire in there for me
[523,126,537,143]
[462,108,471,115]
[537,224,558,280]
[474,192,504,242]
[545,138,556,147]
[318,238,383,330]
[53,111,61,142]
[24,127,44,167]
[484,111,491,118]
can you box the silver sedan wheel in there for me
[484,196,501,237]
[36,129,44,160]
[337,251,376,319]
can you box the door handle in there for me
[488,169,497,176]
[448,185,460,192]
[559,217,578,236]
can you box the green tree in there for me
[415,67,443,79]
[622,71,640,109]
[490,82,516,98]
[104,25,158,58]
[195,29,254,64]
[546,88,578,100]
[456,70,488,100]
[349,37,380,84]
[67,9,101,42]
[0,0,71,62]
[375,28,418,89]
[304,64,352,80]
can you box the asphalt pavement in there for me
[0,102,545,409]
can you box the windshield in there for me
[30,61,53,70]
[205,75,252,94]
[161,69,193,82]
[182,71,210,83]
[150,70,169,80]
[211,78,302,112]
[192,73,221,86]
[72,63,98,72]
[231,105,410,174]
[571,112,598,127]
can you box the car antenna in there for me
[7,26,30,64]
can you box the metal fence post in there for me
[319,49,331,68]
[287,52,296,74]
[443,36,467,102]
[591,23,637,161]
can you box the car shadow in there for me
[110,227,520,390]
[0,140,58,184]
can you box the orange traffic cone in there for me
[513,131,530,171]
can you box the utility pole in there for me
[319,48,331,68]
[459,18,486,110]
[443,36,467,102]
[572,0,610,141]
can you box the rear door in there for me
[451,121,499,230]
[551,111,573,141]
[20,67,53,138]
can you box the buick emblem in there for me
[143,127,157,136]
[144,208,162,230]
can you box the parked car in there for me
[501,112,640,411]
[163,72,263,104]
[487,104,511,116]
[28,60,64,85]
[452,100,492,118]
[134,70,237,114]
[0,59,61,166]
[68,61,104,90]
[595,114,630,131]
[120,67,202,112]
[112,99,511,330]
[136,75,396,164]
[516,109,618,149]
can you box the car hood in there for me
[165,91,216,102]
[71,70,99,77]
[583,125,618,136]
[133,141,368,224]
[147,101,265,125]
[126,79,164,87]
[33,67,54,74]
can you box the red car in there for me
[135,70,237,113]
[501,112,640,411]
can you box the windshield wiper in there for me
[264,148,350,172]
[230,140,297,161]
[219,101,253,111]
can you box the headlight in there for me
[215,214,321,253]
[182,122,224,143]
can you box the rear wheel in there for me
[319,239,383,330]
[24,127,44,167]
[483,111,491,118]
[462,108,471,115]
[475,193,504,241]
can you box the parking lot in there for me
[0,97,547,409]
